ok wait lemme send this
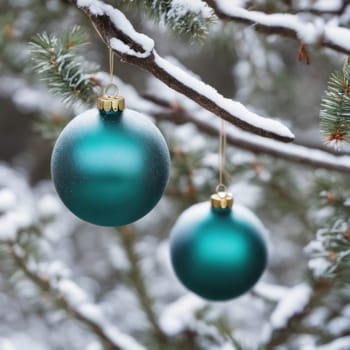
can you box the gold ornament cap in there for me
[97,83,125,113]
[211,191,234,209]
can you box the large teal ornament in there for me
[170,193,268,301]
[51,94,170,227]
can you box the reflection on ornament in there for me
[170,193,268,301]
[51,94,170,226]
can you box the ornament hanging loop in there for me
[97,44,125,113]
[216,184,227,196]
[104,83,119,97]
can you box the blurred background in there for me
[0,1,350,349]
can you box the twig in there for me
[71,0,294,142]
[119,226,167,342]
[7,242,146,350]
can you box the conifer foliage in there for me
[320,58,350,149]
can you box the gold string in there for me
[109,45,114,84]
[217,118,227,193]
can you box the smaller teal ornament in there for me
[170,193,268,301]
[51,92,170,226]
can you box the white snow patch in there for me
[306,0,343,12]
[160,294,207,335]
[328,316,350,336]
[37,193,61,219]
[0,209,32,242]
[313,336,350,350]
[102,326,146,350]
[57,280,89,306]
[308,257,331,277]
[270,283,312,329]
[168,0,213,20]
[56,278,147,350]
[0,188,17,212]
[253,281,289,302]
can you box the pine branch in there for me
[204,0,350,55]
[264,281,331,350]
[265,186,350,349]
[124,0,215,40]
[29,26,100,105]
[0,232,146,350]
[71,0,294,142]
[320,59,350,149]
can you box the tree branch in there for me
[264,281,331,349]
[119,226,167,342]
[6,241,146,350]
[71,0,294,142]
[142,93,350,173]
[205,0,350,55]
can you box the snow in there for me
[308,257,331,277]
[37,193,61,219]
[0,188,16,212]
[103,326,146,350]
[110,38,150,59]
[215,0,350,51]
[304,0,343,12]
[0,213,18,241]
[160,294,207,335]
[328,316,350,336]
[253,281,290,302]
[56,279,146,350]
[77,0,154,55]
[312,337,350,350]
[168,0,213,20]
[154,52,294,141]
[0,208,32,242]
[57,279,90,306]
[270,283,312,329]
[325,26,350,51]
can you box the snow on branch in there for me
[73,0,294,142]
[143,93,350,173]
[206,0,350,55]
[2,237,146,350]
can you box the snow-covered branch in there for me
[206,0,350,55]
[143,93,350,173]
[72,0,294,142]
[3,239,146,350]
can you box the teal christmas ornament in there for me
[170,193,268,301]
[51,92,170,226]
